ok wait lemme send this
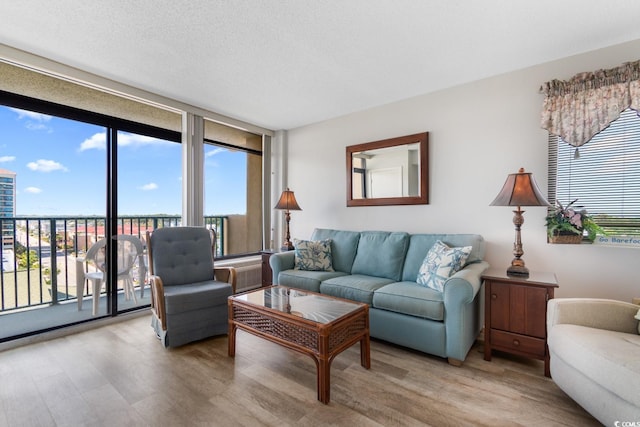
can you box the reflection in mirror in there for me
[352,143,420,199]
[346,132,428,207]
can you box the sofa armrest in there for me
[149,274,166,331]
[214,266,237,294]
[443,261,489,306]
[442,260,489,362]
[547,298,639,334]
[269,251,295,285]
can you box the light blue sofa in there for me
[270,228,489,365]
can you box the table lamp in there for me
[275,188,302,251]
[490,168,549,277]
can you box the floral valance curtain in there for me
[540,59,640,148]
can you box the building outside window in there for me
[0,170,16,268]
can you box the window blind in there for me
[548,108,640,235]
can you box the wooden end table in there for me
[260,250,276,287]
[482,269,558,377]
[228,286,370,404]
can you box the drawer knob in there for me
[491,294,497,300]
[513,339,520,346]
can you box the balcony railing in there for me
[0,215,226,313]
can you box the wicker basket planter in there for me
[549,233,583,244]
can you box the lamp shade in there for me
[490,168,550,207]
[274,188,302,211]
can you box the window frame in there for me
[1,90,182,316]
[547,108,640,239]
[203,137,263,259]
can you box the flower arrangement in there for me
[545,199,604,243]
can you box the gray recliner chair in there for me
[146,226,236,347]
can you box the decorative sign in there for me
[594,235,640,248]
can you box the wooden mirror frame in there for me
[346,132,429,207]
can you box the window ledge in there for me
[216,255,261,268]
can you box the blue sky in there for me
[0,106,248,216]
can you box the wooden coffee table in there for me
[228,285,370,404]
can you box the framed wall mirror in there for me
[346,132,429,207]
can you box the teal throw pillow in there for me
[416,240,472,292]
[294,238,334,272]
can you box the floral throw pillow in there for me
[416,240,472,292]
[293,239,334,272]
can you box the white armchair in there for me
[547,298,640,425]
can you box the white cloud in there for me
[10,108,53,132]
[26,159,68,172]
[118,133,167,147]
[79,132,106,151]
[26,122,53,132]
[205,147,227,157]
[9,108,52,122]
[204,147,228,168]
[138,182,158,191]
[24,186,42,194]
[79,132,171,151]
[0,156,15,163]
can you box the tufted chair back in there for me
[148,227,215,286]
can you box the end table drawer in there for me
[490,330,545,358]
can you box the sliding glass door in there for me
[0,91,180,339]
[0,103,109,331]
[0,88,267,340]
[115,129,181,313]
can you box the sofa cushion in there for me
[310,228,361,273]
[163,281,232,315]
[402,234,484,282]
[351,231,409,281]
[416,240,472,292]
[549,324,640,409]
[373,281,444,321]
[278,269,348,293]
[293,238,334,271]
[635,308,640,334]
[320,274,395,305]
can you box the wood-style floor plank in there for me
[0,314,598,426]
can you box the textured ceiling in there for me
[1,1,640,131]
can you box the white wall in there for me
[284,39,640,302]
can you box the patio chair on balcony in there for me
[146,226,236,348]
[75,235,145,316]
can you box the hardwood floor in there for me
[0,314,598,426]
